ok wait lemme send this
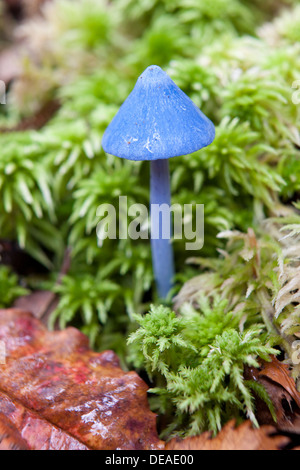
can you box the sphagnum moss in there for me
[1,0,300,437]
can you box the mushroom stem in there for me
[150,159,175,299]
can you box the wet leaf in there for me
[0,308,164,450]
[0,412,29,450]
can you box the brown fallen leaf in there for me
[166,420,289,451]
[0,412,29,450]
[0,308,164,450]
[245,356,300,433]
[259,356,300,409]
[0,390,89,450]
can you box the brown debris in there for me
[245,356,300,433]
[166,420,290,451]
[0,309,164,450]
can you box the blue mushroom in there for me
[102,65,215,299]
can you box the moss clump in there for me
[128,299,277,436]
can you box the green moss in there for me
[1,0,300,436]
[128,299,277,436]
[0,266,29,308]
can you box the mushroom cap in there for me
[102,65,215,161]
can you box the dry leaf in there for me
[245,356,300,432]
[258,356,300,409]
[0,308,164,450]
[166,420,289,450]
